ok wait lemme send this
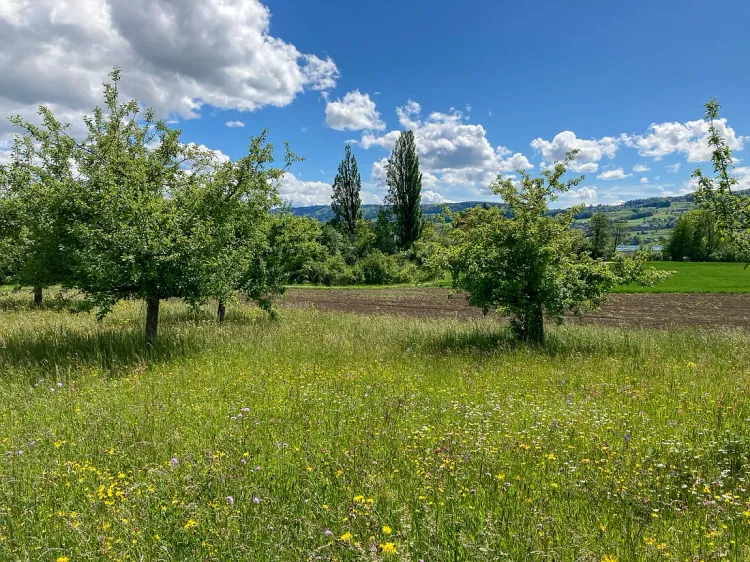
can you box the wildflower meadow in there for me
[0,296,748,561]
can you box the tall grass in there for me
[1,298,749,560]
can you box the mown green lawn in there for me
[0,296,749,560]
[614,261,750,293]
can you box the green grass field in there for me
[1,297,749,560]
[614,261,750,293]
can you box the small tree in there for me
[385,131,423,249]
[1,119,78,306]
[693,99,749,262]
[196,131,298,321]
[452,151,670,344]
[588,212,612,258]
[611,221,629,252]
[331,144,362,235]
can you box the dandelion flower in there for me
[602,555,617,562]
[56,558,69,562]
[380,542,397,554]
[183,519,199,530]
[340,532,353,542]
[382,525,392,535]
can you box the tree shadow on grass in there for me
[408,322,653,360]
[0,306,275,384]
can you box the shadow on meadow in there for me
[405,320,698,360]
[0,300,275,383]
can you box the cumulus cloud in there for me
[225,121,245,128]
[624,119,745,162]
[597,168,631,181]
[422,190,454,204]
[359,101,532,191]
[325,90,385,131]
[530,131,619,173]
[0,0,339,135]
[633,164,650,172]
[640,177,649,184]
[279,172,331,206]
[567,186,597,202]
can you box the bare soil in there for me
[282,287,750,329]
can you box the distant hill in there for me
[285,201,506,222]
[286,193,702,245]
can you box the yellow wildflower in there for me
[380,542,397,554]
[382,525,392,535]
[183,519,199,530]
[340,532,353,542]
[602,556,617,562]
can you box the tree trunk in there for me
[526,304,545,346]
[145,297,160,347]
[33,286,43,307]
[217,299,226,322]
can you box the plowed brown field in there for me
[282,287,750,329]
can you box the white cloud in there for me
[567,186,597,202]
[422,190,454,204]
[666,163,681,173]
[597,168,631,181]
[184,143,231,164]
[360,101,533,191]
[530,131,619,173]
[640,177,649,184]
[624,118,745,162]
[225,120,245,128]
[325,90,385,131]
[632,164,650,172]
[0,0,339,135]
[279,172,330,206]
[611,199,626,206]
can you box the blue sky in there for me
[2,0,750,207]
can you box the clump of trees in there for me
[451,151,671,344]
[1,70,293,345]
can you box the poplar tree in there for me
[331,144,362,235]
[385,131,423,249]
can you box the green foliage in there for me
[694,99,748,262]
[452,152,671,344]
[5,69,292,342]
[373,207,398,254]
[664,209,737,261]
[1,114,79,300]
[331,144,362,235]
[385,131,423,249]
[587,212,612,258]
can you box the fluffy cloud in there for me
[633,164,650,172]
[0,0,339,134]
[567,186,597,202]
[597,168,631,181]
[624,119,745,162]
[666,163,681,173]
[359,101,532,191]
[279,172,331,206]
[225,121,245,128]
[422,190,454,204]
[325,90,385,131]
[530,131,619,173]
[640,177,649,184]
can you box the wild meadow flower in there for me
[380,542,397,554]
[253,496,260,504]
[226,496,234,505]
[56,557,69,562]
[601,555,617,562]
[324,529,333,537]
[381,525,392,535]
[340,531,353,542]
[241,407,250,412]
[170,457,179,466]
